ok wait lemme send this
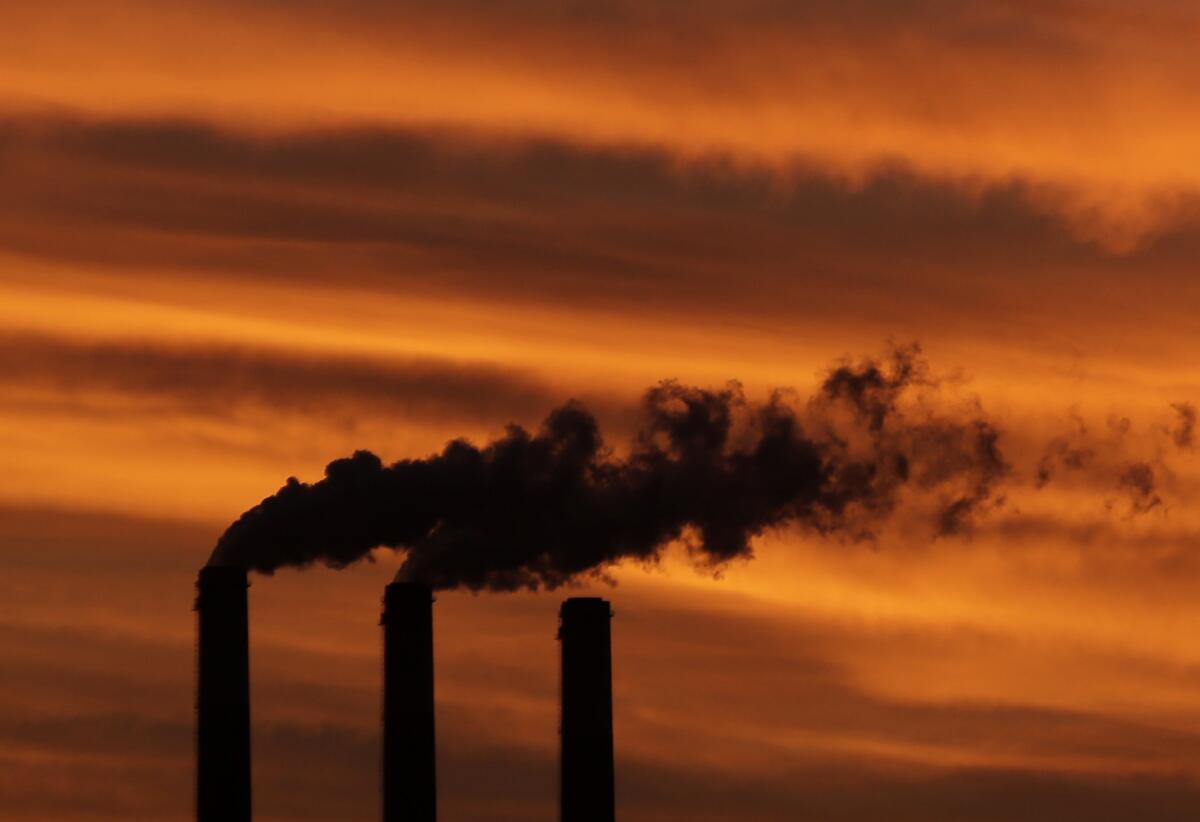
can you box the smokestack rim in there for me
[197,565,249,583]
[195,565,249,610]
[381,580,434,624]
[557,596,613,639]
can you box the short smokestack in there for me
[195,566,252,822]
[558,597,615,822]
[382,582,437,822]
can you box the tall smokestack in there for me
[558,597,615,822]
[382,582,437,822]
[195,566,252,822]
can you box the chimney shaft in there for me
[196,566,252,822]
[382,582,437,822]
[558,597,615,822]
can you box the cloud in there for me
[0,330,576,427]
[7,0,1200,241]
[5,113,1200,356]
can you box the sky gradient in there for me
[2,2,1200,819]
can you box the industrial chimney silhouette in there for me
[558,598,615,822]
[195,566,252,822]
[382,582,437,822]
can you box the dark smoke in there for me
[1171,402,1196,450]
[1114,462,1162,515]
[211,347,1009,590]
[1035,413,1093,489]
[1033,403,1194,517]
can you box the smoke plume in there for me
[1032,402,1199,517]
[211,346,1008,590]
[1171,402,1196,450]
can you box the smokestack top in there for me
[195,565,248,609]
[382,580,434,624]
[198,565,248,584]
[558,597,612,638]
[559,597,612,616]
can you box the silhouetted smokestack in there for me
[195,566,252,822]
[559,598,615,822]
[382,582,436,822]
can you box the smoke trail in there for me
[1171,402,1196,450]
[1032,402,1199,517]
[211,346,1008,590]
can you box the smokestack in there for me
[382,582,437,822]
[558,597,615,822]
[195,566,252,822]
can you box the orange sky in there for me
[2,2,1200,820]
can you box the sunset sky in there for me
[3,1,1200,819]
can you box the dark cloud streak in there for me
[0,331,574,427]
[5,113,1200,341]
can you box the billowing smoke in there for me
[210,347,1008,590]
